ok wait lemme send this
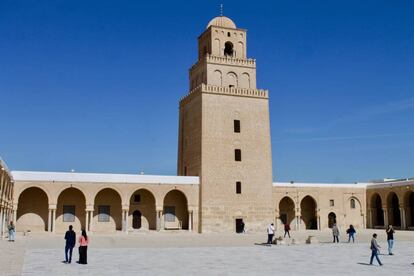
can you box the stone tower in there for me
[177,16,274,233]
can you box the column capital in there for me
[85,207,94,212]
[48,204,57,210]
[122,205,130,211]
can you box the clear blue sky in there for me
[1,0,413,182]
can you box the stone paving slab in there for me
[21,243,414,276]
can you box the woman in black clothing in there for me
[78,230,89,264]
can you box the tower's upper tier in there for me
[206,16,236,29]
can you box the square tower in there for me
[178,16,274,233]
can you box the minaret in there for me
[178,15,273,233]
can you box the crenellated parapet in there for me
[190,54,256,73]
[180,83,268,105]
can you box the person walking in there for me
[64,225,76,263]
[386,225,395,255]
[267,223,275,245]
[346,224,356,243]
[284,223,291,238]
[8,221,15,242]
[332,223,339,243]
[78,229,89,265]
[370,233,383,266]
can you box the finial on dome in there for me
[220,4,223,16]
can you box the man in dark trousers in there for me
[64,225,76,263]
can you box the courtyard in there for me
[1,229,413,275]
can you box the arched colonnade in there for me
[14,183,197,234]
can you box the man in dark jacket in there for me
[64,225,76,263]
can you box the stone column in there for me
[123,209,129,233]
[295,210,301,231]
[47,209,52,232]
[361,214,366,229]
[367,208,372,228]
[85,210,90,232]
[89,211,94,233]
[13,208,17,226]
[52,209,57,233]
[274,209,279,231]
[157,209,164,231]
[382,207,388,227]
[0,207,3,238]
[400,207,406,230]
[188,210,193,232]
[316,210,320,230]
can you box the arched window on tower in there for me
[350,199,356,209]
[224,41,234,57]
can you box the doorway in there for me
[328,212,337,228]
[235,218,244,233]
[132,210,142,229]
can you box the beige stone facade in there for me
[0,158,14,238]
[3,16,414,235]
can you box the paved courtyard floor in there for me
[1,229,413,275]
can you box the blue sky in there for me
[1,0,413,182]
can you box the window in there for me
[134,194,141,203]
[329,200,334,207]
[229,85,234,88]
[63,205,75,222]
[350,199,356,209]
[164,206,175,222]
[184,166,187,176]
[227,32,231,37]
[235,149,242,161]
[236,181,241,194]
[98,205,110,222]
[224,41,234,57]
[234,120,240,133]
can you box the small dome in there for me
[206,16,236,29]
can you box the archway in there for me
[328,212,336,228]
[132,210,142,229]
[279,197,295,228]
[300,196,317,229]
[404,191,414,228]
[371,193,384,228]
[387,192,401,227]
[224,41,234,57]
[17,187,49,232]
[347,197,362,228]
[93,188,122,232]
[129,189,156,230]
[56,187,86,233]
[163,190,188,230]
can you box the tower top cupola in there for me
[206,16,236,29]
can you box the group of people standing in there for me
[64,225,89,265]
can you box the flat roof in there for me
[273,182,368,188]
[11,171,199,185]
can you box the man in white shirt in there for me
[267,223,275,245]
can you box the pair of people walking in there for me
[64,225,88,265]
